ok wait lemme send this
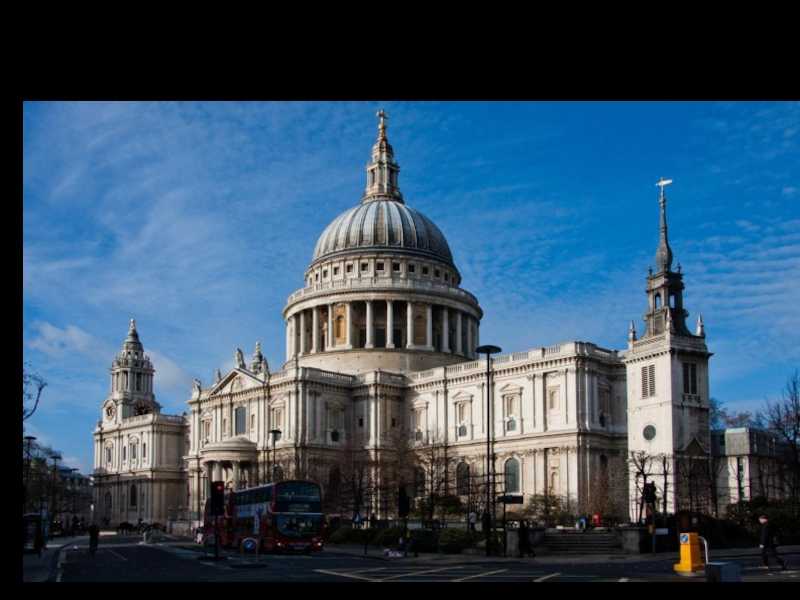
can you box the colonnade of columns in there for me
[202,459,256,492]
[286,299,479,360]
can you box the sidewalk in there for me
[325,543,800,566]
[22,536,87,582]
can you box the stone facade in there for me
[92,320,187,526]
[93,113,728,527]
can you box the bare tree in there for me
[628,451,655,523]
[759,370,800,513]
[413,430,453,522]
[23,364,47,422]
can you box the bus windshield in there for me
[276,482,320,502]
[276,514,322,538]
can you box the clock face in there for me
[106,404,116,419]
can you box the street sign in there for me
[497,495,523,504]
[680,533,689,544]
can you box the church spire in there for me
[363,109,403,204]
[696,313,705,337]
[655,177,674,273]
[123,317,143,352]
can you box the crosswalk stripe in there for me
[533,572,561,582]
[452,569,508,582]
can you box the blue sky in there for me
[23,101,800,473]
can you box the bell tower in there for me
[107,319,160,421]
[623,179,712,517]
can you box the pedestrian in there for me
[88,522,100,557]
[519,520,535,558]
[33,523,45,558]
[758,515,787,571]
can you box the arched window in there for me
[654,294,662,309]
[335,316,344,339]
[549,470,559,495]
[504,458,520,493]
[456,462,470,496]
[414,467,426,497]
[122,445,126,462]
[669,294,676,308]
[130,484,137,507]
[235,406,247,435]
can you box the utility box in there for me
[705,562,741,583]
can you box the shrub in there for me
[328,527,372,545]
[437,528,476,554]
[372,527,405,547]
[410,529,438,553]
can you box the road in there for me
[54,536,800,583]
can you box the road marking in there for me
[105,548,129,561]
[381,566,462,580]
[533,572,561,582]
[351,567,387,574]
[314,569,382,582]
[618,577,629,582]
[452,568,508,582]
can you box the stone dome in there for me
[312,198,455,267]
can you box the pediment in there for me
[451,390,474,402]
[499,383,523,395]
[682,437,708,456]
[209,368,264,396]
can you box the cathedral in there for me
[93,112,712,527]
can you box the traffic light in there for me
[210,481,226,516]
[398,486,410,518]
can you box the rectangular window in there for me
[358,417,364,428]
[392,262,400,272]
[136,372,142,391]
[409,264,416,273]
[251,414,256,431]
[123,446,127,461]
[444,273,449,282]
[333,266,340,275]
[376,261,384,271]
[434,269,440,278]
[131,444,137,460]
[322,269,328,278]
[422,266,429,275]
[683,362,697,395]
[142,443,147,459]
[315,272,319,281]
[346,264,353,273]
[361,262,368,272]
[106,448,112,464]
[642,364,656,398]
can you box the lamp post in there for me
[50,453,62,532]
[269,429,281,482]
[23,435,36,513]
[476,344,501,557]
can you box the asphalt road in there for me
[56,538,800,583]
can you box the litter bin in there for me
[705,562,741,582]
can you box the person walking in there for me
[88,522,100,558]
[758,515,786,570]
[33,523,45,558]
[518,520,535,558]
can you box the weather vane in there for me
[656,177,673,200]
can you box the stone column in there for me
[562,368,569,426]
[442,307,450,353]
[541,373,548,432]
[327,304,334,350]
[232,462,241,489]
[312,306,319,353]
[286,320,291,361]
[456,311,463,355]
[212,462,222,483]
[365,300,374,348]
[406,302,414,349]
[466,315,473,358]
[476,320,480,350]
[299,310,306,355]
[426,304,433,349]
[345,302,353,348]
[386,299,395,348]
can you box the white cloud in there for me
[27,322,109,358]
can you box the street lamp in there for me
[476,344,502,557]
[50,454,62,531]
[23,435,36,513]
[269,429,282,482]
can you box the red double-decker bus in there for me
[203,480,324,553]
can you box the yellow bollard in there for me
[674,532,705,576]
